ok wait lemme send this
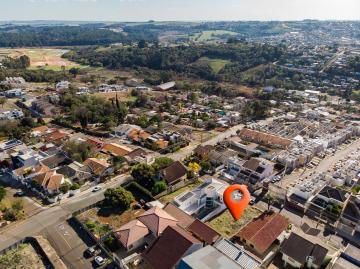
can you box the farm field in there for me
[193,30,238,42]
[197,57,230,73]
[0,48,83,71]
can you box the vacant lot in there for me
[0,48,81,71]
[0,243,46,269]
[209,206,262,238]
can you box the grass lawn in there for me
[197,57,230,74]
[0,243,46,269]
[209,206,262,238]
[158,181,203,204]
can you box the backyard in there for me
[0,243,46,269]
[209,206,262,238]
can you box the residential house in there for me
[213,239,261,269]
[4,89,24,98]
[234,211,289,257]
[194,145,215,160]
[173,178,228,221]
[154,81,176,91]
[83,158,113,180]
[236,157,275,184]
[137,206,178,237]
[124,148,154,165]
[32,170,65,195]
[337,196,360,245]
[31,126,50,137]
[86,137,104,151]
[0,109,24,120]
[239,128,293,149]
[177,245,244,269]
[102,143,132,157]
[41,152,71,169]
[159,161,188,189]
[280,233,328,269]
[113,124,141,137]
[11,148,48,168]
[45,130,70,146]
[163,203,195,229]
[142,225,202,269]
[56,162,92,184]
[0,139,23,152]
[114,220,150,251]
[56,81,70,91]
[187,219,220,245]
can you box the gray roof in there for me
[180,245,242,269]
[214,239,261,269]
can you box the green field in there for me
[193,30,238,42]
[197,57,230,73]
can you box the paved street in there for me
[0,174,131,251]
[42,219,95,269]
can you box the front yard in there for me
[209,206,262,238]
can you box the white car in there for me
[92,186,102,192]
[94,256,105,266]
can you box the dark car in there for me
[14,190,25,197]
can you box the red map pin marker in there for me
[223,184,251,221]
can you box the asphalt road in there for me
[42,219,95,269]
[0,174,131,251]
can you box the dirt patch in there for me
[0,243,47,269]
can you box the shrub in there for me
[152,181,167,195]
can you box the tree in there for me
[60,182,71,193]
[69,67,80,78]
[264,193,276,211]
[104,187,134,210]
[131,163,156,189]
[200,161,211,172]
[138,40,147,49]
[70,183,80,191]
[115,93,128,125]
[0,187,6,201]
[188,92,199,104]
[11,199,23,213]
[63,141,94,162]
[152,181,167,195]
[188,162,201,174]
[0,97,6,108]
[75,107,89,129]
[152,157,174,171]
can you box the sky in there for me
[0,0,360,22]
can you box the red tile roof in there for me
[114,220,149,249]
[236,211,289,254]
[142,225,201,269]
[137,206,178,236]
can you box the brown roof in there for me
[114,220,149,249]
[155,139,168,149]
[45,130,69,142]
[243,158,261,171]
[281,233,328,267]
[83,158,110,176]
[236,211,289,253]
[125,148,148,160]
[142,225,201,269]
[137,206,178,236]
[187,219,220,245]
[194,145,214,157]
[103,143,132,157]
[33,170,64,190]
[160,161,187,185]
[163,203,194,229]
[239,128,292,149]
[31,125,49,134]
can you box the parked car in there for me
[14,190,25,197]
[86,247,97,257]
[92,186,102,192]
[95,256,105,266]
[249,199,255,205]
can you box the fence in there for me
[0,237,54,269]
